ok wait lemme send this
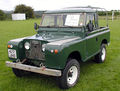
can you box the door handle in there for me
[96,37,98,41]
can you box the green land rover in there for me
[6,7,110,89]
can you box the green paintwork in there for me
[7,9,110,70]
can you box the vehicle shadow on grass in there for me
[80,58,97,73]
[7,58,100,91]
[8,73,59,90]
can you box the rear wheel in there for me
[95,44,106,63]
[58,59,80,89]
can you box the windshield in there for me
[41,13,85,27]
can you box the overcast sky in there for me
[0,0,120,11]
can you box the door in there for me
[85,13,98,58]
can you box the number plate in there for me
[8,49,17,58]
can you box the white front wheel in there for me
[67,66,78,85]
[58,59,80,89]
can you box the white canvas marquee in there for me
[12,13,26,20]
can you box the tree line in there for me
[98,10,120,16]
[0,4,35,20]
[0,4,120,20]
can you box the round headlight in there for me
[42,44,46,52]
[24,42,30,50]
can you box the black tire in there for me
[12,68,24,77]
[95,44,106,63]
[12,68,31,77]
[12,61,31,77]
[58,59,80,89]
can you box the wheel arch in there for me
[67,51,82,63]
[101,39,108,45]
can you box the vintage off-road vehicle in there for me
[6,7,110,89]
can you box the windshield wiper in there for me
[40,25,75,28]
[63,25,75,28]
[46,25,60,28]
[39,25,54,28]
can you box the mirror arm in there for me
[34,23,39,30]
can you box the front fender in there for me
[7,37,29,61]
[45,39,85,69]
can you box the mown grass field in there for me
[0,19,120,91]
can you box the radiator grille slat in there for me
[25,40,45,60]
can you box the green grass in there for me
[0,19,120,91]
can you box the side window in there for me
[86,13,96,32]
[42,15,55,26]
[78,13,85,27]
[56,15,64,26]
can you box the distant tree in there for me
[34,11,45,18]
[14,4,35,19]
[98,11,106,16]
[108,11,112,16]
[0,10,6,20]
[114,11,120,16]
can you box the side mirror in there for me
[34,23,39,30]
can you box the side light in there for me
[51,50,54,53]
[8,45,13,48]
[54,49,58,54]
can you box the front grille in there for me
[25,40,45,60]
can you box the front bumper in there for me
[6,61,61,77]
